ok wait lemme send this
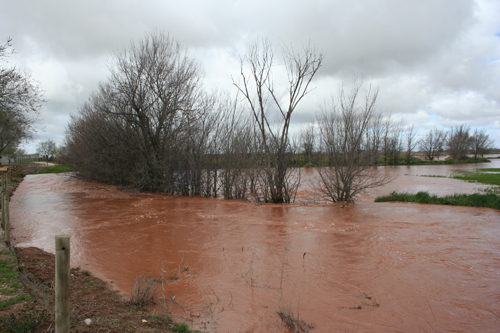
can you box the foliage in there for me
[375,191,500,209]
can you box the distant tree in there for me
[446,124,472,161]
[404,125,418,164]
[418,128,447,161]
[380,116,403,165]
[316,80,392,203]
[470,128,494,159]
[233,39,323,203]
[0,38,44,156]
[37,139,57,163]
[298,123,316,166]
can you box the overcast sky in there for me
[1,0,499,153]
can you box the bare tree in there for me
[446,124,472,161]
[418,128,447,161]
[37,139,57,164]
[0,38,45,156]
[470,128,494,159]
[316,81,392,203]
[65,32,207,193]
[380,115,403,165]
[233,39,323,203]
[404,125,418,164]
[298,123,316,166]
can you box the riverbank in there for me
[0,166,186,333]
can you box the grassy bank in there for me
[375,191,500,209]
[38,165,73,174]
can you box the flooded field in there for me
[10,161,500,332]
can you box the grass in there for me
[452,170,500,186]
[38,165,73,174]
[0,250,37,333]
[0,251,22,296]
[173,323,191,332]
[476,168,500,172]
[0,308,49,333]
[375,191,500,209]
[419,175,446,178]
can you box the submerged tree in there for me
[316,80,391,203]
[446,124,472,161]
[66,32,207,192]
[234,39,323,203]
[470,128,493,159]
[418,128,447,161]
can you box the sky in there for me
[1,0,499,153]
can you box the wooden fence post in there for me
[4,195,9,246]
[1,188,5,230]
[1,189,4,230]
[55,235,70,333]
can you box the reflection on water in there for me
[10,161,500,332]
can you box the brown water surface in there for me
[10,162,500,332]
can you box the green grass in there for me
[452,170,500,186]
[38,165,73,174]
[0,295,35,311]
[0,308,49,333]
[476,168,500,172]
[0,251,22,296]
[375,191,500,209]
[419,175,446,178]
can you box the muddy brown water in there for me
[10,162,500,332]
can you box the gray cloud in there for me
[0,0,499,151]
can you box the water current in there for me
[10,161,500,332]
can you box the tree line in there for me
[62,33,496,203]
[1,33,496,203]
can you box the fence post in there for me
[55,235,70,333]
[4,195,9,246]
[1,188,5,230]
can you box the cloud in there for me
[1,0,499,151]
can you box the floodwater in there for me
[10,161,500,332]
